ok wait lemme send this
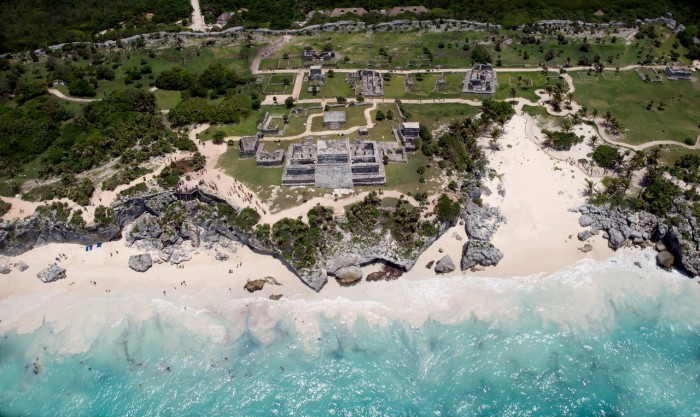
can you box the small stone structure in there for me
[463,64,497,95]
[257,112,284,136]
[308,65,325,82]
[394,121,421,152]
[378,142,407,162]
[358,127,368,136]
[329,7,367,17]
[347,70,384,96]
[239,135,259,158]
[217,12,233,26]
[303,50,335,63]
[281,138,386,188]
[323,111,347,129]
[386,6,430,16]
[664,63,692,80]
[255,143,285,167]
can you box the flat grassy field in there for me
[495,71,556,101]
[573,70,700,144]
[310,106,370,131]
[383,151,441,195]
[298,74,355,99]
[255,26,685,71]
[399,103,480,131]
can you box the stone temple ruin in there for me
[255,143,285,167]
[257,112,284,136]
[346,70,384,96]
[282,138,386,188]
[462,64,497,95]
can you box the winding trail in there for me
[47,88,100,103]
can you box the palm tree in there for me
[603,110,612,126]
[584,179,595,197]
[566,92,574,106]
[489,127,504,151]
[561,117,573,132]
[571,113,582,126]
[592,108,599,120]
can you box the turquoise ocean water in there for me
[1,251,700,416]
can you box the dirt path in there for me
[250,35,292,73]
[48,88,100,103]
[189,0,206,32]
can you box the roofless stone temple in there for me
[282,138,386,188]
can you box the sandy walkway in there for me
[188,0,206,32]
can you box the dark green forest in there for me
[1,0,699,54]
[203,0,700,32]
[0,0,192,53]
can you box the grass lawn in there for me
[298,74,354,99]
[154,89,182,110]
[495,71,555,101]
[260,73,296,95]
[400,103,480,131]
[382,152,441,195]
[254,26,685,71]
[311,106,370,131]
[217,146,282,200]
[573,70,700,145]
[658,146,700,167]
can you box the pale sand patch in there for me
[475,114,612,277]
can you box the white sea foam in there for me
[1,249,698,356]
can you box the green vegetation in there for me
[23,175,95,206]
[573,71,700,144]
[542,130,583,151]
[102,166,151,191]
[169,94,252,126]
[592,144,622,169]
[157,153,206,187]
[434,194,461,224]
[35,202,71,223]
[94,205,115,226]
[118,182,149,197]
[0,0,192,53]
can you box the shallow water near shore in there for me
[2,251,700,416]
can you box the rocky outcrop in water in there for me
[37,264,66,283]
[574,203,700,277]
[128,254,153,272]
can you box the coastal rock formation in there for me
[128,254,153,272]
[269,294,282,300]
[366,271,387,281]
[37,264,66,283]
[656,251,675,270]
[462,202,505,242]
[574,203,700,277]
[458,201,505,271]
[0,266,10,274]
[461,240,503,270]
[0,190,449,292]
[434,255,455,274]
[215,252,229,261]
[244,279,266,292]
[334,265,363,286]
[17,261,29,271]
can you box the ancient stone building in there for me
[394,122,421,152]
[665,63,692,80]
[462,64,497,95]
[238,136,259,158]
[323,111,347,129]
[255,144,285,167]
[281,138,386,188]
[347,70,384,96]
